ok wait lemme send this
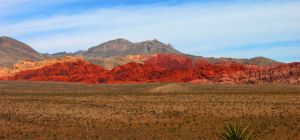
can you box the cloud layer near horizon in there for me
[0,0,299,62]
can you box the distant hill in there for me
[243,57,281,66]
[49,52,74,58]
[187,55,281,66]
[83,38,181,58]
[0,36,44,67]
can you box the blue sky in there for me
[0,0,299,62]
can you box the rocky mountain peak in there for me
[144,39,173,48]
[108,38,131,44]
[0,36,23,46]
[84,38,181,58]
[0,36,10,41]
[0,36,13,41]
[0,36,44,67]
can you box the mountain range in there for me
[0,36,299,84]
[1,36,281,68]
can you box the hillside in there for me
[0,36,44,67]
[186,55,281,66]
[83,38,181,58]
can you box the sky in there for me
[0,0,299,62]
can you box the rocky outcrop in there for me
[243,62,300,84]
[109,54,194,83]
[0,56,83,77]
[1,54,299,84]
[3,59,107,84]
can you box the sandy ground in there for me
[0,81,299,140]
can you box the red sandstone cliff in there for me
[1,54,299,84]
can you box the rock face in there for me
[2,58,107,84]
[0,36,44,67]
[1,54,299,84]
[109,54,194,83]
[0,56,83,77]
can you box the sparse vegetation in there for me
[0,81,299,139]
[218,122,252,140]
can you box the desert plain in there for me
[0,81,299,140]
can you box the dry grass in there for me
[0,81,299,139]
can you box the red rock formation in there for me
[109,54,194,83]
[7,60,108,84]
[1,54,300,84]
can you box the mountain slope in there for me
[206,56,281,66]
[186,55,281,66]
[0,36,44,67]
[84,38,181,58]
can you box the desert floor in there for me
[0,81,299,140]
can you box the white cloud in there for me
[0,0,32,8]
[0,1,300,61]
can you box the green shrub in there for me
[218,122,252,140]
